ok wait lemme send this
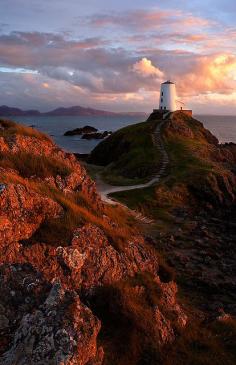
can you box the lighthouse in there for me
[159,80,177,112]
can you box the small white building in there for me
[159,80,177,112]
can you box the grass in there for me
[12,178,139,250]
[110,186,175,226]
[0,119,51,141]
[88,272,167,365]
[0,151,72,178]
[162,317,236,365]
[2,115,236,364]
[164,138,213,187]
[87,268,236,365]
[0,118,139,251]
[88,119,161,185]
[107,113,222,219]
[101,172,151,186]
[95,282,236,365]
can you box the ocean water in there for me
[196,115,236,144]
[7,114,236,154]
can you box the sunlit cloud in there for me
[42,82,50,88]
[176,53,236,96]
[0,3,236,113]
[132,58,164,79]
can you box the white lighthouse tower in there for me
[159,80,177,112]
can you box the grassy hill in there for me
[104,111,236,218]
[88,119,161,185]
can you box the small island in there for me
[64,125,98,136]
[64,125,113,140]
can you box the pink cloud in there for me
[87,9,212,31]
[132,58,164,79]
[176,53,236,97]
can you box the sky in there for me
[0,0,236,114]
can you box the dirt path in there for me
[90,113,172,224]
[95,115,170,205]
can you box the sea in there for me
[7,114,236,154]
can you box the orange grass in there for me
[0,119,51,141]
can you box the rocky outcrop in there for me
[0,120,102,210]
[0,183,62,245]
[0,265,103,365]
[59,224,159,289]
[7,224,159,292]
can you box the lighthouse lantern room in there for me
[159,80,177,112]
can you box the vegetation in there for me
[108,112,231,218]
[0,165,138,250]
[1,117,235,365]
[162,317,236,365]
[88,120,161,185]
[0,151,72,178]
[0,118,51,141]
[24,184,138,249]
[0,118,139,251]
[89,272,236,365]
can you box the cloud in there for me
[86,9,212,31]
[176,53,236,96]
[0,22,236,113]
[133,58,164,79]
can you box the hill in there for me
[0,104,146,117]
[90,111,236,211]
[0,105,41,116]
[88,118,161,185]
[0,116,236,365]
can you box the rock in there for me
[0,129,103,209]
[0,267,102,365]
[82,131,112,140]
[64,126,98,136]
[0,119,191,362]
[0,184,6,194]
[69,224,159,289]
[57,247,86,271]
[0,183,62,246]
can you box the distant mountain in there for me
[0,105,146,117]
[44,106,118,116]
[0,105,41,116]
